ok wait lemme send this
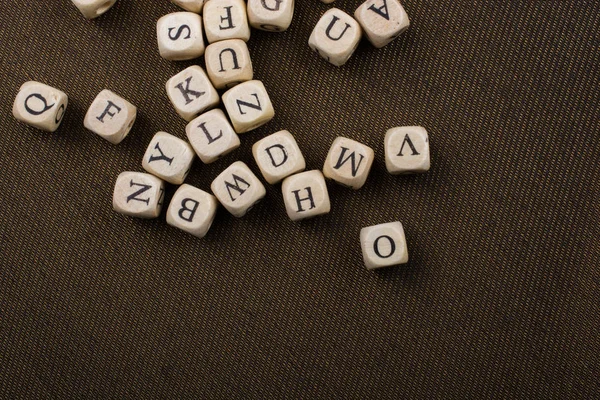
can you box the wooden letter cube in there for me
[203,0,250,44]
[171,0,204,13]
[323,137,374,189]
[308,8,362,67]
[157,12,205,60]
[205,39,253,89]
[361,222,408,270]
[13,81,68,132]
[186,109,240,164]
[166,184,218,238]
[247,0,294,32]
[71,0,116,19]
[282,170,330,221]
[385,126,430,174]
[166,66,219,122]
[113,172,165,219]
[211,161,266,217]
[222,80,275,133]
[84,90,136,144]
[142,132,195,184]
[252,130,305,184]
[354,0,410,48]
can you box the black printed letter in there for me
[368,0,390,20]
[219,6,235,30]
[127,181,152,205]
[397,134,420,156]
[148,142,174,165]
[292,187,315,212]
[261,0,282,11]
[168,25,192,40]
[265,144,288,168]
[24,93,54,116]
[197,122,223,144]
[96,101,122,123]
[178,198,199,222]
[218,48,241,72]
[334,147,365,177]
[373,235,396,258]
[224,174,251,202]
[174,77,205,105]
[325,16,351,41]
[236,94,262,115]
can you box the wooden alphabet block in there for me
[203,0,250,43]
[142,132,195,185]
[71,0,116,19]
[308,8,362,67]
[205,39,253,89]
[323,137,374,189]
[360,221,408,270]
[113,172,165,219]
[13,81,68,132]
[282,170,330,221]
[186,109,241,164]
[157,12,205,60]
[384,126,430,174]
[166,66,219,122]
[166,184,218,238]
[252,130,305,184]
[247,0,294,32]
[222,80,275,133]
[354,0,410,48]
[84,89,136,144]
[211,161,266,217]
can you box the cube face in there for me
[222,80,275,133]
[12,81,68,133]
[157,12,205,61]
[166,184,218,238]
[247,0,294,32]
[166,66,219,122]
[142,132,195,185]
[355,0,410,48]
[360,222,408,270]
[186,109,240,164]
[282,170,330,221]
[203,0,250,44]
[205,39,253,89]
[211,161,266,217]
[323,137,374,189]
[385,126,430,174]
[71,0,116,19]
[308,8,362,67]
[252,130,306,184]
[113,172,165,219]
[84,90,137,144]
[171,0,204,13]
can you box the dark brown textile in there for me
[1,1,599,398]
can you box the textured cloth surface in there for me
[1,1,599,398]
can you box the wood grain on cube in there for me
[157,12,205,60]
[13,81,68,133]
[211,161,266,217]
[323,137,374,189]
[385,126,430,174]
[186,109,241,164]
[166,184,218,238]
[205,39,253,89]
[308,8,362,67]
[113,172,165,219]
[360,221,408,270]
[222,80,275,133]
[84,90,136,144]
[166,66,219,122]
[203,0,250,44]
[282,170,330,221]
[142,132,195,185]
[252,130,306,184]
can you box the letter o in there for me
[373,235,396,259]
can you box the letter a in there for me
[397,134,420,156]
[368,0,390,20]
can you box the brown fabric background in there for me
[1,0,599,398]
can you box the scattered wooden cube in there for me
[203,0,250,44]
[282,170,330,221]
[323,137,374,189]
[12,81,68,132]
[205,39,253,89]
[384,126,430,174]
[355,0,410,48]
[84,89,136,144]
[222,80,275,133]
[211,161,266,217]
[166,66,219,122]
[247,0,294,32]
[308,8,362,67]
[71,0,116,19]
[186,109,241,164]
[171,0,204,14]
[360,221,408,270]
[157,12,205,60]
[166,184,218,238]
[113,172,165,219]
[142,132,195,185]
[252,130,306,184]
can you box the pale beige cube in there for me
[84,90,136,144]
[113,172,165,219]
[142,132,195,185]
[385,126,430,174]
[211,161,266,217]
[166,184,218,238]
[308,8,362,67]
[320,0,335,3]
[282,170,330,221]
[252,130,305,184]
[205,39,253,89]
[247,0,294,32]
[171,0,204,13]
[12,81,68,133]
[186,109,240,164]
[71,0,116,19]
[355,0,410,48]
[361,221,408,270]
[222,80,275,133]
[203,0,250,44]
[166,66,220,122]
[157,12,205,60]
[323,137,374,189]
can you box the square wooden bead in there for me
[186,109,240,164]
[12,81,68,133]
[166,184,218,238]
[205,39,253,89]
[157,12,205,60]
[385,126,430,174]
[71,0,116,19]
[323,137,374,189]
[361,222,408,270]
[282,170,330,221]
[113,172,165,219]
[252,130,306,184]
[211,161,266,217]
[355,0,410,48]
[203,0,250,44]
[247,0,294,32]
[308,8,362,67]
[142,132,195,185]
[171,0,204,13]
[84,90,136,144]
[222,80,275,133]
[166,66,219,122]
